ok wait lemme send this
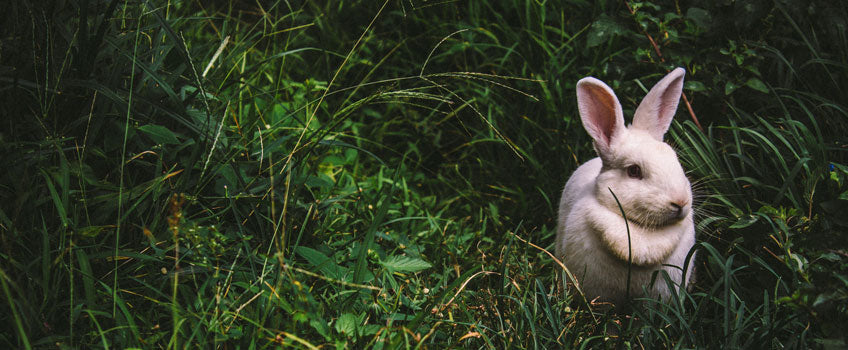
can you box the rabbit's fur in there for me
[556,68,696,304]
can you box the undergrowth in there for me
[1,0,846,348]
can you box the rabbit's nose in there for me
[670,202,684,218]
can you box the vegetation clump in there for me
[0,1,846,348]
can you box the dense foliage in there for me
[1,0,846,348]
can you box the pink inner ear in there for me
[658,75,684,120]
[580,84,620,147]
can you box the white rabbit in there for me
[555,68,696,304]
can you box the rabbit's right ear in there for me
[576,77,625,159]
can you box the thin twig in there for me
[415,321,443,349]
[439,270,498,312]
[281,263,382,292]
[226,290,265,331]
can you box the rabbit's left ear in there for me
[632,68,685,140]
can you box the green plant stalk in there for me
[170,263,180,349]
[84,309,109,350]
[114,1,144,318]
[68,236,74,346]
[608,188,633,302]
[0,267,31,350]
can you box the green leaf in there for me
[586,15,625,48]
[686,7,712,29]
[685,80,707,92]
[295,246,347,279]
[310,317,331,340]
[335,313,358,336]
[76,249,97,308]
[137,124,180,145]
[724,81,739,95]
[39,170,68,227]
[77,226,107,238]
[380,255,432,273]
[745,78,769,93]
[360,324,381,337]
[729,214,759,229]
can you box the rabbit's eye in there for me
[626,165,643,179]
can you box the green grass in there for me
[1,0,847,348]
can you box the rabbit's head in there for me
[576,68,692,229]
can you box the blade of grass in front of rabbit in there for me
[608,188,633,305]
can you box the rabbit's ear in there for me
[577,77,625,158]
[632,68,685,140]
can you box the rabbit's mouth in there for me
[626,206,688,229]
